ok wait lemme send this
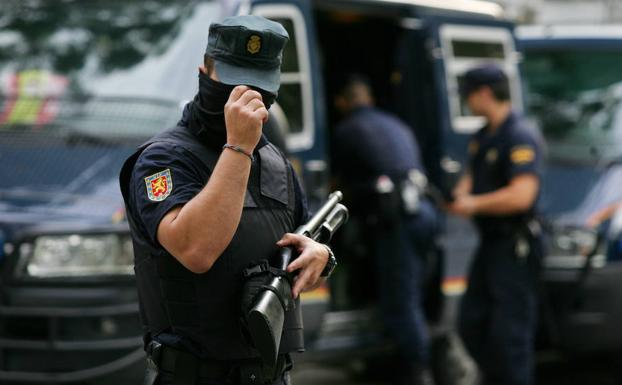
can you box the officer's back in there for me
[332,76,425,197]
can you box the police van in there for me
[0,0,521,383]
[517,24,622,359]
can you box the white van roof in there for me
[517,25,622,40]
[317,0,504,19]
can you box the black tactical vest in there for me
[119,125,297,360]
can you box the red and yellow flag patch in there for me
[145,169,172,202]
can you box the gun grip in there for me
[247,279,289,372]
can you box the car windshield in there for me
[0,0,222,208]
[522,49,622,165]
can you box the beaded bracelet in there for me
[223,144,254,162]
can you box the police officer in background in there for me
[333,75,439,385]
[119,16,334,385]
[446,64,544,385]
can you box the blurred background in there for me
[1,0,622,384]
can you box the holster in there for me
[400,169,428,215]
[372,170,428,225]
[240,260,298,380]
[514,218,544,269]
[372,175,401,226]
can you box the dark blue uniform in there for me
[334,106,439,369]
[128,135,308,253]
[119,14,303,385]
[121,109,308,385]
[458,111,544,385]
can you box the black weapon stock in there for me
[245,191,349,374]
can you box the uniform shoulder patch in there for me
[510,146,535,165]
[145,169,173,202]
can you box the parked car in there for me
[517,24,622,357]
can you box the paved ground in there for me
[291,353,622,385]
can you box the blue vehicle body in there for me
[517,25,622,355]
[0,0,523,382]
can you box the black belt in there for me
[155,344,291,385]
[158,345,234,381]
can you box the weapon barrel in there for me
[276,191,343,270]
[296,191,343,238]
[316,203,349,244]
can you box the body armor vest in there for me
[120,125,297,360]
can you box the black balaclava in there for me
[189,71,276,151]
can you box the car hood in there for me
[541,162,622,227]
[0,131,137,231]
[0,175,127,241]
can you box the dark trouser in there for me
[458,235,541,385]
[375,200,439,366]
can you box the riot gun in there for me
[241,191,348,378]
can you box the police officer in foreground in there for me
[332,75,439,385]
[119,16,334,385]
[446,64,544,385]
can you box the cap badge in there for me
[247,35,261,54]
[145,169,172,202]
[486,148,498,163]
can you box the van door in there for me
[251,1,329,204]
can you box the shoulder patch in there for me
[510,146,535,165]
[145,169,173,202]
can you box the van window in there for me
[253,4,314,151]
[439,25,522,134]
[451,41,505,59]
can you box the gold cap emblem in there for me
[247,35,261,54]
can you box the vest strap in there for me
[242,260,288,279]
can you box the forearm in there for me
[453,173,472,197]
[472,184,536,216]
[161,150,251,270]
[588,202,622,227]
[158,84,269,272]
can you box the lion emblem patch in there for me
[145,169,172,202]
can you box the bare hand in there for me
[446,195,477,217]
[277,233,329,299]
[224,86,268,154]
[585,214,601,229]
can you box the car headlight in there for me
[20,234,134,278]
[552,227,598,256]
[544,226,606,269]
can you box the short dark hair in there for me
[203,54,215,75]
[460,64,511,101]
[488,79,511,101]
[338,73,373,101]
